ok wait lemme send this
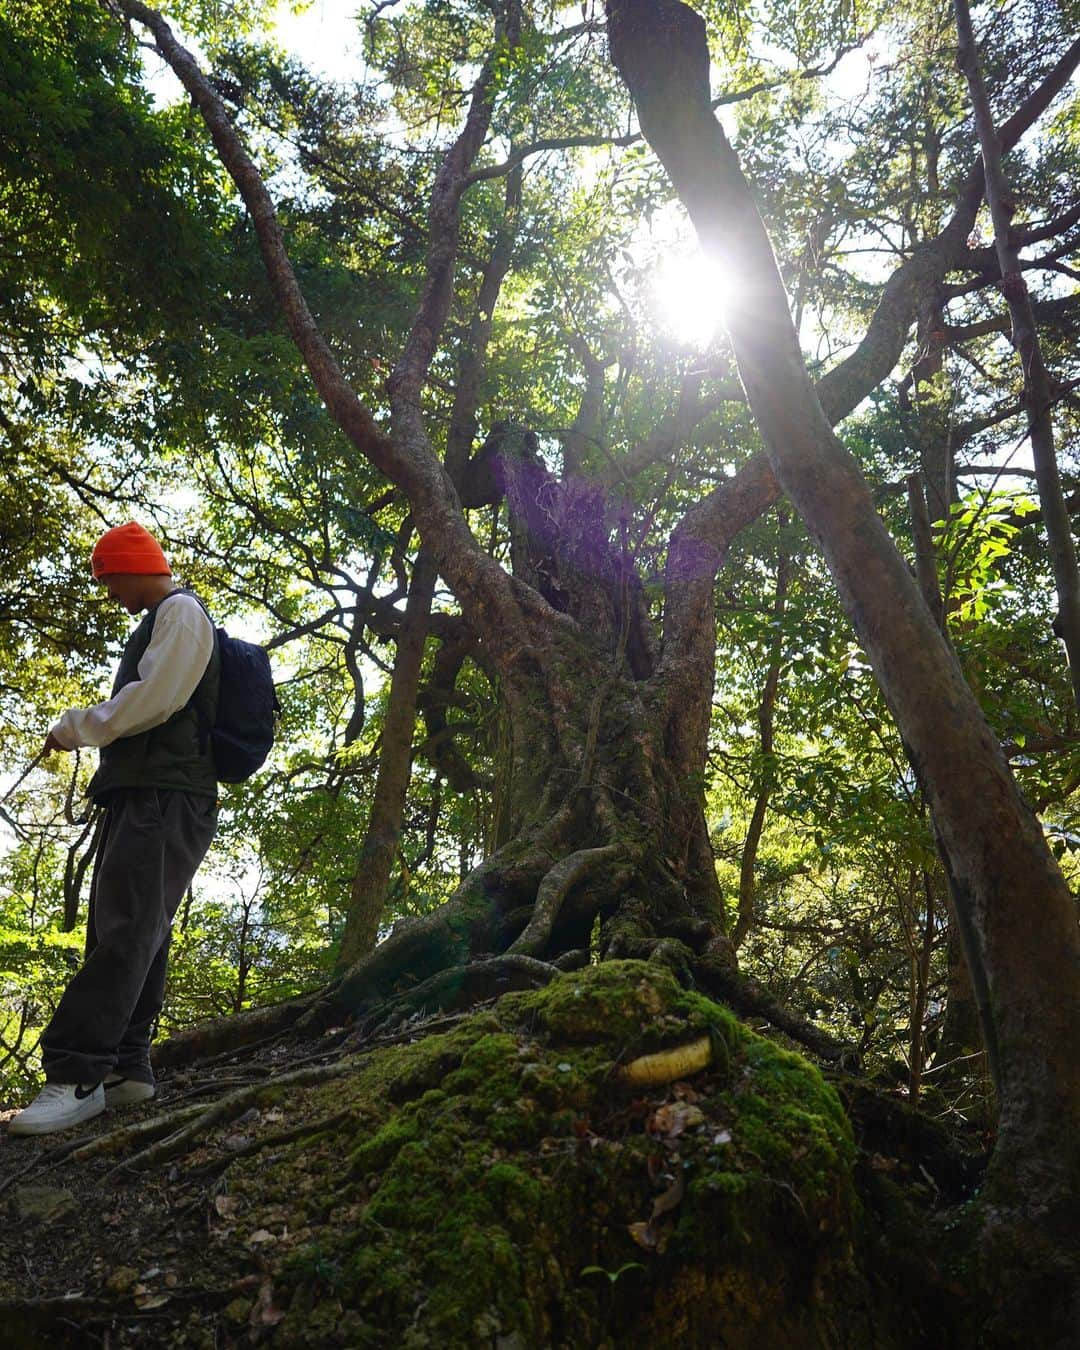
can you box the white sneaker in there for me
[8,1082,105,1136]
[104,1074,156,1107]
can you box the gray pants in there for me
[40,788,217,1085]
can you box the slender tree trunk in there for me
[733,519,789,948]
[907,303,956,527]
[938,909,985,1065]
[907,869,935,1104]
[953,0,1080,712]
[907,474,946,630]
[606,0,1080,1215]
[338,549,438,966]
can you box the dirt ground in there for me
[0,1021,367,1348]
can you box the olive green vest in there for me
[87,591,220,802]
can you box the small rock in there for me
[105,1266,141,1297]
[14,1184,77,1222]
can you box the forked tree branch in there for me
[107,0,534,664]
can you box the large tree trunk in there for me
[327,452,844,1065]
[605,0,1080,1223]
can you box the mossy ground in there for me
[206,962,864,1347]
[0,961,976,1348]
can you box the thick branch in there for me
[387,0,520,404]
[907,474,946,630]
[954,0,1080,711]
[815,34,1080,423]
[656,453,779,752]
[445,167,523,481]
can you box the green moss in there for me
[220,961,866,1347]
[517,959,738,1058]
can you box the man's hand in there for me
[43,731,70,754]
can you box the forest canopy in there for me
[1,0,1079,1339]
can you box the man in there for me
[9,521,219,1136]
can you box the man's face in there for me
[98,574,150,614]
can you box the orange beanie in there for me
[91,522,172,579]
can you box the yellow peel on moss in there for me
[620,1035,712,1087]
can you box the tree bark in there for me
[606,0,1080,1217]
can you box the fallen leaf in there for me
[214,1195,238,1218]
[251,1279,287,1327]
[651,1169,686,1220]
[713,1128,732,1146]
[246,1229,278,1246]
[650,1102,705,1138]
[627,1221,657,1251]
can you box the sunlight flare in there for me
[652,250,736,347]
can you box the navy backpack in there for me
[212,628,279,782]
[176,592,279,782]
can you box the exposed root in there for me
[186,1109,356,1179]
[153,992,319,1071]
[327,811,585,1025]
[69,1105,209,1162]
[600,913,853,1065]
[355,953,560,1032]
[551,948,590,970]
[110,1060,357,1176]
[0,1129,102,1198]
[693,953,853,1064]
[0,1295,113,1347]
[508,843,629,957]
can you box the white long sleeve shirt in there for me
[52,592,215,750]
